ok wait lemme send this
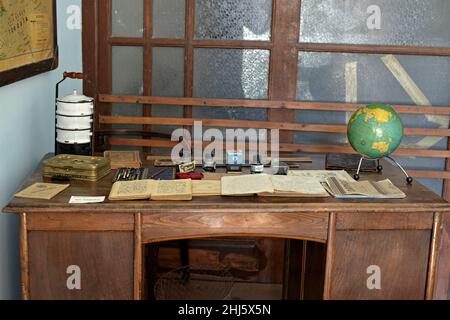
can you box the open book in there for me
[221,174,329,197]
[323,177,406,199]
[109,179,192,201]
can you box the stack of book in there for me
[323,177,406,199]
[104,151,142,169]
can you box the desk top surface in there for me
[3,154,450,214]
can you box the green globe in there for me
[347,104,404,159]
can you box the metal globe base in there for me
[353,156,413,185]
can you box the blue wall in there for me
[0,0,82,299]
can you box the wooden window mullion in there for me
[143,0,153,155]
[184,0,195,122]
[269,0,301,145]
[96,0,113,151]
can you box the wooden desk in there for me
[3,155,450,300]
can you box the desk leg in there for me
[20,213,30,300]
[434,212,450,300]
[134,213,143,300]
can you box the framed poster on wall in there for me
[0,0,58,87]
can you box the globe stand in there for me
[353,156,413,184]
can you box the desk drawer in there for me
[337,212,434,230]
[142,211,329,243]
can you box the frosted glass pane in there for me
[112,0,144,37]
[152,47,185,134]
[193,49,269,121]
[112,47,143,95]
[194,49,269,99]
[153,0,186,39]
[195,0,272,41]
[300,0,450,47]
[296,52,450,141]
[152,48,185,97]
[296,52,450,107]
[112,47,144,130]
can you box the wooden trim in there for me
[134,213,143,300]
[6,203,450,215]
[98,95,450,116]
[323,212,336,300]
[409,171,450,180]
[190,40,272,49]
[108,37,273,49]
[20,213,30,300]
[109,37,146,46]
[108,137,450,160]
[426,212,443,300]
[298,43,450,57]
[280,144,450,159]
[100,115,450,137]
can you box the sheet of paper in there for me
[289,170,354,182]
[269,175,328,195]
[15,183,70,200]
[192,180,222,196]
[69,196,106,204]
[221,174,274,196]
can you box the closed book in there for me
[109,180,155,201]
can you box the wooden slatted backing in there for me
[97,94,450,182]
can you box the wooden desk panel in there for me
[27,231,134,300]
[329,230,431,300]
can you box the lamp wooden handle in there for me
[63,72,87,79]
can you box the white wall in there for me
[0,0,82,300]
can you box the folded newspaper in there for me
[323,177,406,199]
